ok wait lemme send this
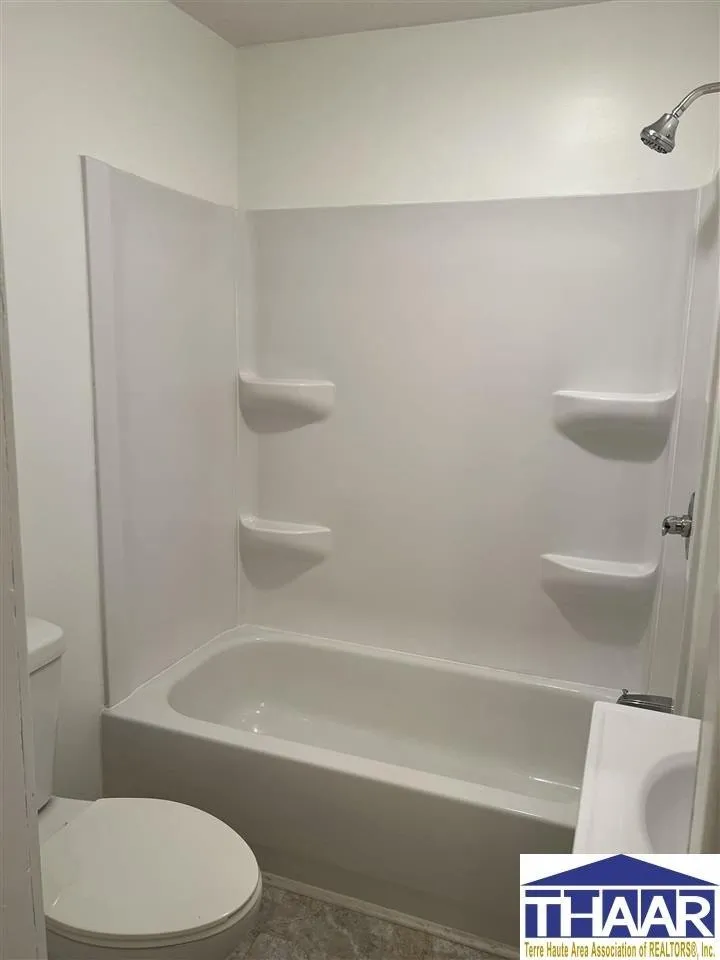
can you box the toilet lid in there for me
[41,798,260,944]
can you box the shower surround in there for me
[84,160,717,942]
[241,192,701,691]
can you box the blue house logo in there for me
[523,855,717,939]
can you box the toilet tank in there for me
[26,618,65,811]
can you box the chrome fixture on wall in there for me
[640,82,720,153]
[662,491,695,559]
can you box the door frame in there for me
[687,311,720,851]
[0,211,46,957]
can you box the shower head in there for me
[640,113,679,154]
[640,82,720,155]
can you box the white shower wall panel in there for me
[246,191,699,689]
[84,161,239,704]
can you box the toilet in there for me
[27,618,262,960]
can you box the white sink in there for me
[573,701,700,853]
[643,752,699,852]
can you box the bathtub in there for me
[103,627,614,946]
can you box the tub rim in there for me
[104,624,616,830]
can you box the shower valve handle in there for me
[661,492,695,559]
[661,491,695,539]
[661,515,692,538]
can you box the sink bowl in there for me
[574,702,700,853]
[643,753,697,852]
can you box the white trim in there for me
[687,281,720,852]
[0,212,46,956]
[682,303,720,720]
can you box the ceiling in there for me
[171,0,608,48]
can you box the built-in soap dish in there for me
[541,554,659,642]
[552,389,677,461]
[239,372,335,431]
[239,514,332,559]
[541,554,658,594]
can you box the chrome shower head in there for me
[640,113,679,154]
[640,82,720,155]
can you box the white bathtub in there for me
[103,627,614,945]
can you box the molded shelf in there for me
[552,389,677,460]
[239,514,332,558]
[553,389,676,431]
[239,372,335,424]
[541,554,658,594]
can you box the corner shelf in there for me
[239,514,332,559]
[239,372,335,424]
[553,389,676,432]
[541,554,658,595]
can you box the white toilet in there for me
[27,618,262,960]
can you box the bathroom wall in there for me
[4,0,719,797]
[84,162,239,706]
[236,0,719,691]
[1,0,238,798]
[652,178,720,698]
[237,0,719,209]
[243,190,700,689]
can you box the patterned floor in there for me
[229,883,509,960]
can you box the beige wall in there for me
[1,0,238,798]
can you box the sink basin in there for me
[573,702,700,853]
[643,753,698,852]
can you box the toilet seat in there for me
[41,797,260,947]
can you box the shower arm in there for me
[670,82,720,118]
